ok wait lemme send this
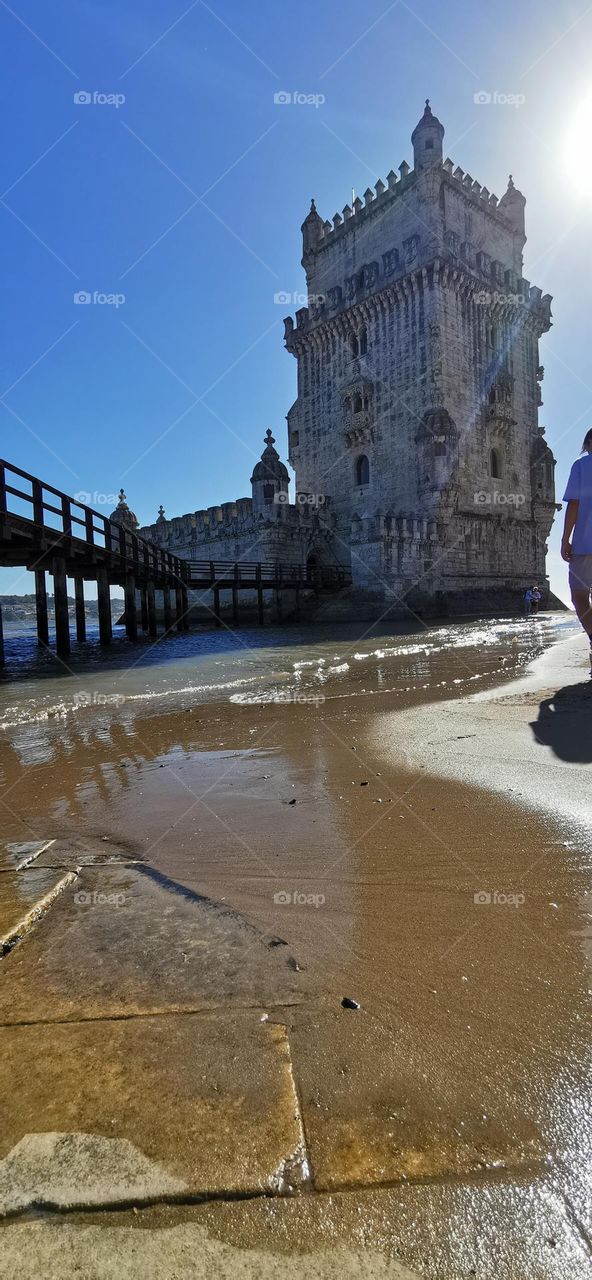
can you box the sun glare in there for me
[565,91,592,196]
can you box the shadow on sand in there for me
[530,681,592,763]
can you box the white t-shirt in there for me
[563,454,592,554]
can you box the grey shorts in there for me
[569,554,592,592]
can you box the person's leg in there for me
[570,587,592,636]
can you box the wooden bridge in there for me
[0,460,350,662]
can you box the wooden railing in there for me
[0,459,186,584]
[184,559,351,588]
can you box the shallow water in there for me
[0,613,577,754]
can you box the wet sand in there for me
[0,617,591,1276]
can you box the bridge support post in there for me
[256,564,264,626]
[124,572,137,641]
[0,603,4,667]
[52,556,70,657]
[181,586,190,630]
[147,581,157,636]
[175,586,184,632]
[96,565,112,646]
[213,586,221,628]
[34,569,49,647]
[74,577,86,642]
[294,586,300,619]
[274,588,283,623]
[232,584,239,626]
[162,587,172,633]
[140,586,149,633]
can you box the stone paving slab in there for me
[0,840,55,872]
[34,835,145,868]
[0,1176,588,1278]
[0,1011,306,1212]
[0,868,75,953]
[0,864,307,1023]
[0,1222,423,1279]
[287,1007,548,1191]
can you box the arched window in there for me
[434,439,447,457]
[352,393,363,414]
[350,333,359,357]
[359,327,368,355]
[355,455,370,486]
[263,483,275,504]
[490,448,501,479]
[489,385,497,405]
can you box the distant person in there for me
[523,587,534,618]
[531,586,541,614]
[561,427,592,665]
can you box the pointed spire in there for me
[157,503,166,523]
[264,428,275,448]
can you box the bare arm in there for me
[561,499,579,561]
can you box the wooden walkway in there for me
[0,461,350,660]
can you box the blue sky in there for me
[1,0,591,602]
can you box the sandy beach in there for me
[0,613,591,1277]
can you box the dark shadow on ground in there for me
[530,682,592,763]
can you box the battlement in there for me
[315,161,416,250]
[141,492,326,548]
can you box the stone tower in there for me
[283,104,557,609]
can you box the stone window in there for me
[263,483,275,504]
[291,430,300,446]
[350,333,359,357]
[490,448,501,479]
[355,455,370,486]
[425,138,434,150]
[353,393,363,414]
[359,327,368,355]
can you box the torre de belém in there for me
[139,102,558,615]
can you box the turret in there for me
[250,429,290,517]
[301,198,324,274]
[498,175,526,237]
[109,488,139,531]
[411,99,444,171]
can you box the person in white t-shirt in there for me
[561,428,592,656]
